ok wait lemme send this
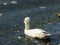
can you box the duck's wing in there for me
[25,29,44,37]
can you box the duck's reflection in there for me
[25,36,53,45]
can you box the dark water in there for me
[0,0,60,45]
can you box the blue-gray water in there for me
[0,0,60,45]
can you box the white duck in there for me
[24,17,51,39]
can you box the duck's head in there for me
[24,17,30,24]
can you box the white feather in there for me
[24,17,51,39]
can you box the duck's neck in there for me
[25,23,30,30]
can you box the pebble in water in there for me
[48,23,52,25]
[0,13,3,16]
[15,30,20,32]
[17,36,22,39]
[39,6,46,9]
[57,14,60,18]
[58,44,60,45]
[3,2,8,5]
[10,0,17,4]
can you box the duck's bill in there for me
[47,34,52,36]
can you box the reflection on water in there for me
[25,36,53,45]
[0,2,60,45]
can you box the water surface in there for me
[0,0,60,45]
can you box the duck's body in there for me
[25,29,50,39]
[24,17,51,39]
